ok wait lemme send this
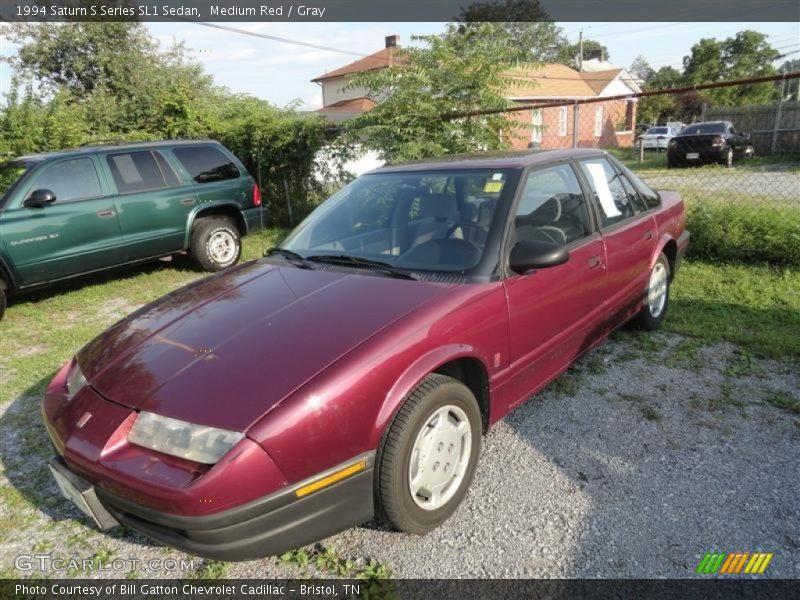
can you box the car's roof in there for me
[368,148,607,174]
[15,139,221,163]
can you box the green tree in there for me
[778,59,800,101]
[682,30,779,106]
[556,39,610,69]
[629,55,654,84]
[453,0,567,62]
[344,25,529,163]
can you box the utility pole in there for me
[578,30,584,72]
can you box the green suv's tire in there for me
[376,373,482,535]
[0,287,6,321]
[191,217,242,272]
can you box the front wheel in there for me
[376,374,481,534]
[190,217,242,272]
[637,252,671,331]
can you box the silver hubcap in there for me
[648,262,668,318]
[208,230,236,264]
[408,405,472,511]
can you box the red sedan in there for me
[43,150,689,559]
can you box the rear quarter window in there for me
[172,146,240,184]
[106,150,179,194]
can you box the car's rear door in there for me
[170,144,248,210]
[576,156,656,325]
[0,156,125,285]
[102,149,197,260]
[503,162,608,407]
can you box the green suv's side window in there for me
[106,151,180,194]
[173,146,240,183]
[30,158,102,203]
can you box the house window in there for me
[531,109,542,144]
[594,106,604,137]
[558,106,568,136]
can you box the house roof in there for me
[316,97,377,112]
[506,63,597,98]
[312,47,403,82]
[581,68,625,94]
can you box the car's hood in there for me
[80,261,450,431]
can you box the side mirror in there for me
[509,240,570,274]
[23,189,57,208]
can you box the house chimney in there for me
[385,35,399,48]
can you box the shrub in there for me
[685,198,800,265]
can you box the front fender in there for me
[370,344,486,449]
[183,201,244,248]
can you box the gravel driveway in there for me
[1,332,798,579]
[640,169,800,202]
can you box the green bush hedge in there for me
[686,199,800,265]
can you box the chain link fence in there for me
[512,79,800,265]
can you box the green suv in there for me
[0,140,265,319]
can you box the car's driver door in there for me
[503,162,608,408]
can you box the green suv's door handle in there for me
[96,209,116,219]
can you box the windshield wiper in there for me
[264,247,314,270]
[306,254,417,280]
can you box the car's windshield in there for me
[681,123,726,135]
[281,169,513,273]
[649,127,669,134]
[0,161,29,201]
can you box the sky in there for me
[1,21,798,109]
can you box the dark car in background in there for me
[0,140,264,319]
[666,121,754,168]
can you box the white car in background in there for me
[640,126,679,151]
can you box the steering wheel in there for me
[446,223,489,246]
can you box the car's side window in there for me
[514,164,592,247]
[577,158,639,228]
[106,151,177,194]
[172,146,240,184]
[28,158,102,203]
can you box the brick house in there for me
[311,35,642,156]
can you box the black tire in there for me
[376,373,482,534]
[190,217,241,272]
[0,287,6,321]
[637,252,671,331]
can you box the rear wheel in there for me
[190,217,241,272]
[376,374,481,534]
[637,253,671,331]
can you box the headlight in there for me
[128,412,244,464]
[66,361,88,398]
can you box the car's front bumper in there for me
[51,452,375,561]
[667,147,728,165]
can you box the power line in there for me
[192,21,372,59]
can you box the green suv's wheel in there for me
[376,373,481,534]
[191,217,242,272]
[0,286,6,321]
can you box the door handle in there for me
[587,256,603,269]
[643,229,654,240]
[180,197,195,206]
[96,209,116,219]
